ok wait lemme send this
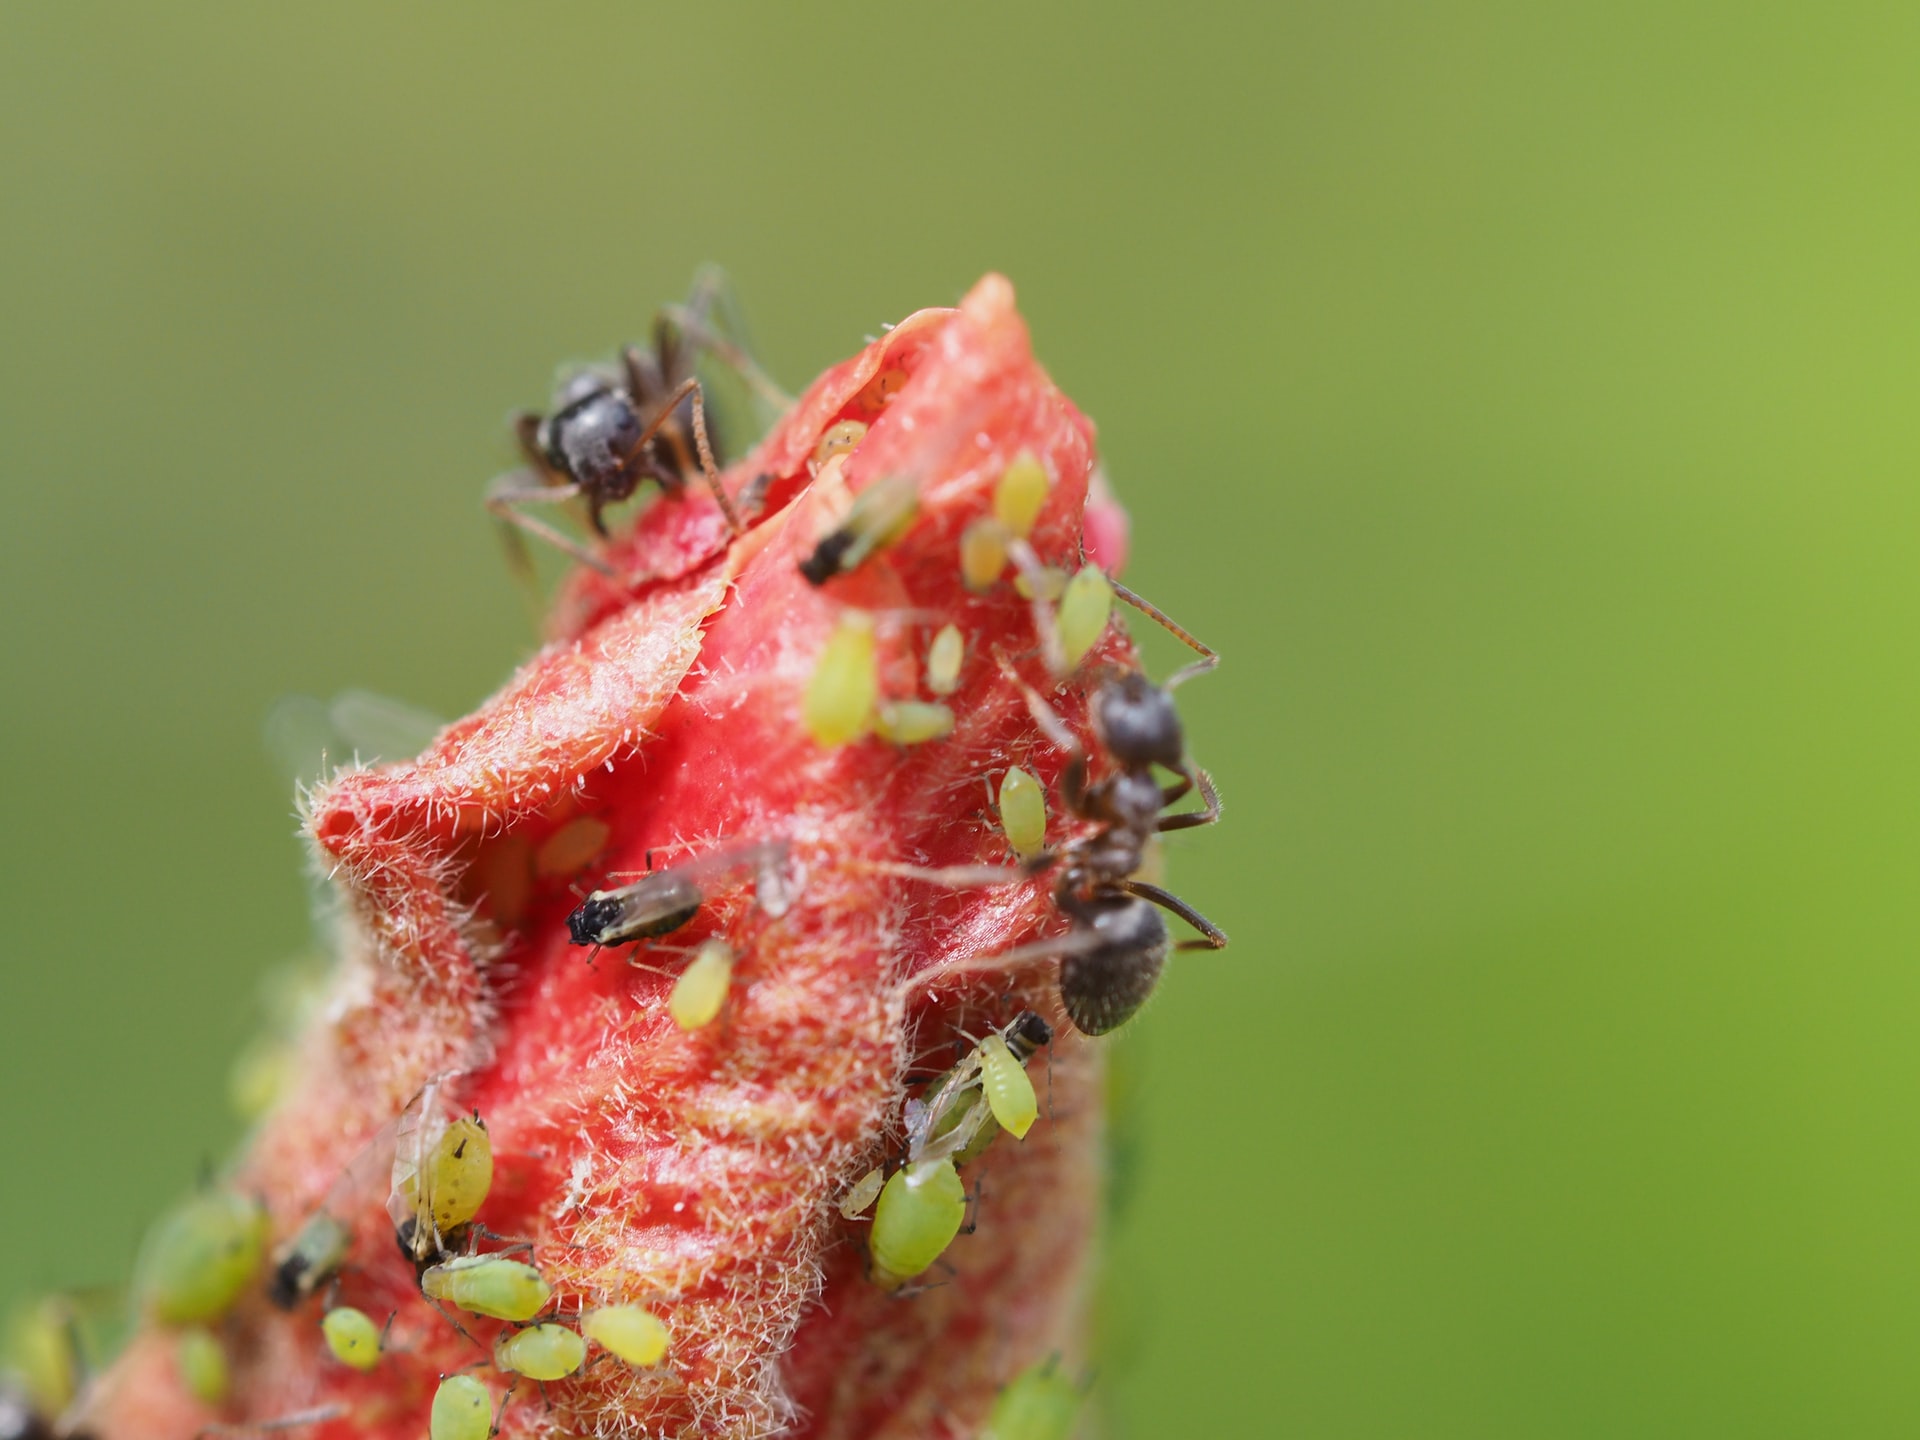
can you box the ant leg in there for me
[621,342,668,408]
[659,299,796,413]
[901,928,1098,1001]
[1156,767,1221,833]
[1110,577,1219,689]
[1120,880,1228,950]
[627,375,741,531]
[486,471,617,578]
[860,859,1037,889]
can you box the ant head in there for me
[1092,671,1184,771]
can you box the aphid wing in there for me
[385,1078,450,1242]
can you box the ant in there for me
[487,277,771,577]
[886,581,1227,1034]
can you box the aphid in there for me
[389,1085,494,1270]
[1054,564,1115,672]
[4,1296,82,1419]
[798,473,921,585]
[981,1357,1082,1440]
[493,1324,586,1381]
[996,766,1048,861]
[976,1033,1039,1139]
[958,455,1050,594]
[419,1255,552,1323]
[802,610,878,746]
[867,1158,967,1290]
[811,419,868,468]
[566,839,795,952]
[175,1327,228,1404]
[837,1167,886,1220]
[533,816,611,878]
[959,517,1010,592]
[320,1306,383,1372]
[872,700,955,746]
[926,623,965,696]
[896,592,1228,1033]
[908,1012,1053,1170]
[579,1306,670,1368]
[429,1373,502,1440]
[668,939,733,1030]
[137,1189,267,1325]
[267,1210,352,1310]
[992,452,1050,538]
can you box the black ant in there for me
[884,582,1227,1034]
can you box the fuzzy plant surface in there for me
[69,274,1206,1439]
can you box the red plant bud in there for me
[86,276,1144,1438]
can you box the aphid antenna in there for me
[192,1407,346,1438]
[1108,576,1219,690]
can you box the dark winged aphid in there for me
[267,1210,352,1310]
[565,840,796,952]
[0,1389,73,1440]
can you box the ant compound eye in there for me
[494,1323,587,1381]
[1093,672,1184,770]
[322,1306,383,1372]
[581,1305,671,1367]
[430,1373,495,1440]
[138,1190,268,1325]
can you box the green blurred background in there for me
[4,3,1917,1433]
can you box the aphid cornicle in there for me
[565,839,795,952]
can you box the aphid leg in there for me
[1119,880,1229,950]
[1155,766,1222,833]
[424,1293,482,1350]
[1110,577,1220,689]
[625,375,741,531]
[491,1380,519,1438]
[485,471,617,578]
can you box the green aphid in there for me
[799,473,922,585]
[1055,565,1114,672]
[493,1322,586,1381]
[390,1089,494,1268]
[580,1304,671,1367]
[5,1296,82,1414]
[873,700,956,746]
[997,765,1048,861]
[868,1159,967,1289]
[420,1254,551,1322]
[917,1012,1054,1169]
[803,610,878,746]
[429,1373,497,1440]
[976,1033,1039,1139]
[982,1357,1083,1440]
[960,516,1011,591]
[837,1166,886,1220]
[992,452,1050,539]
[926,623,965,696]
[669,939,733,1030]
[321,1305,382,1372]
[138,1189,267,1325]
[175,1325,228,1404]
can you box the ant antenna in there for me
[1109,577,1218,689]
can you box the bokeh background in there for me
[4,4,1917,1434]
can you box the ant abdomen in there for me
[1056,894,1169,1035]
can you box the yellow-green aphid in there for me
[926,623,965,696]
[868,1159,967,1288]
[812,418,868,467]
[993,452,1050,538]
[534,816,611,878]
[998,766,1048,861]
[580,1305,670,1367]
[960,517,1010,591]
[1012,564,1066,602]
[421,1255,552,1322]
[976,1033,1039,1139]
[429,1373,495,1440]
[669,939,733,1030]
[139,1189,267,1325]
[799,473,921,585]
[1055,565,1114,672]
[803,610,877,746]
[321,1306,382,1372]
[5,1297,79,1413]
[175,1326,228,1404]
[873,700,955,746]
[982,1358,1082,1440]
[393,1107,494,1264]
[838,1166,886,1220]
[494,1323,586,1381]
[227,1032,294,1121]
